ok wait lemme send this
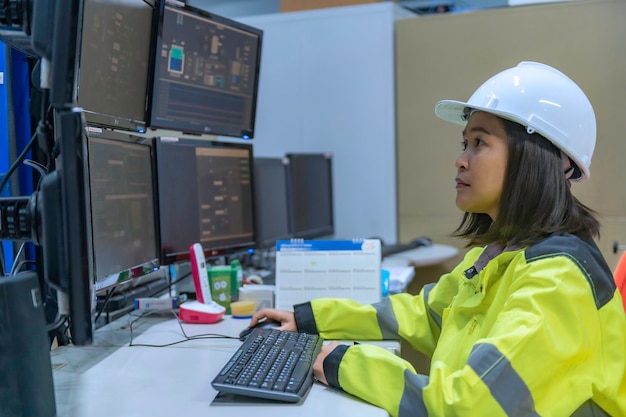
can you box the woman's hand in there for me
[313,341,342,386]
[250,308,297,332]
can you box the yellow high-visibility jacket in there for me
[294,233,626,416]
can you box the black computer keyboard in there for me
[212,328,323,402]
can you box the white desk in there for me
[52,314,389,417]
[381,243,459,293]
[382,243,459,268]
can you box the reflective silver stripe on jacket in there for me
[398,370,429,417]
[467,343,540,417]
[423,283,442,329]
[373,297,399,339]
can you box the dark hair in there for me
[454,118,600,247]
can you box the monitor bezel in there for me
[75,0,159,134]
[154,137,257,265]
[146,1,263,139]
[84,127,161,293]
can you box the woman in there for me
[251,62,626,416]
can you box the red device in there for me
[180,243,225,324]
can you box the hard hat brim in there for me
[434,100,469,126]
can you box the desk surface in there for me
[382,243,459,268]
[52,314,389,417]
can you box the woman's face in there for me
[454,111,509,220]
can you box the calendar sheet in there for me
[274,239,382,311]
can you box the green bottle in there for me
[230,260,243,302]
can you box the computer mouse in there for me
[239,318,281,341]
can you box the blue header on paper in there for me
[276,239,378,252]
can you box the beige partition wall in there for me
[396,0,626,271]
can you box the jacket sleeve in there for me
[294,261,466,357]
[293,273,458,357]
[314,254,625,417]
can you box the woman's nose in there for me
[455,153,468,170]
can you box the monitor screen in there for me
[285,153,334,239]
[148,2,263,138]
[76,0,156,133]
[155,138,256,264]
[86,129,160,291]
[253,157,292,249]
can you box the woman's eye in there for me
[471,138,485,148]
[461,138,483,150]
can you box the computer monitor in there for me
[253,157,292,249]
[285,153,334,239]
[86,129,160,291]
[147,1,263,138]
[0,0,100,354]
[155,138,256,264]
[76,0,157,133]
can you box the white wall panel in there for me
[237,4,411,243]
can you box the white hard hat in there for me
[435,61,596,182]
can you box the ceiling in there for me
[187,0,509,19]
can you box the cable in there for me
[46,313,69,333]
[10,259,36,275]
[0,130,38,195]
[93,270,194,323]
[127,310,237,348]
[22,159,48,178]
[93,286,118,325]
[2,160,50,277]
[0,60,50,196]
[148,270,193,297]
[9,242,27,275]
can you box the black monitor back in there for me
[285,153,334,239]
[0,271,56,417]
[253,157,292,249]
